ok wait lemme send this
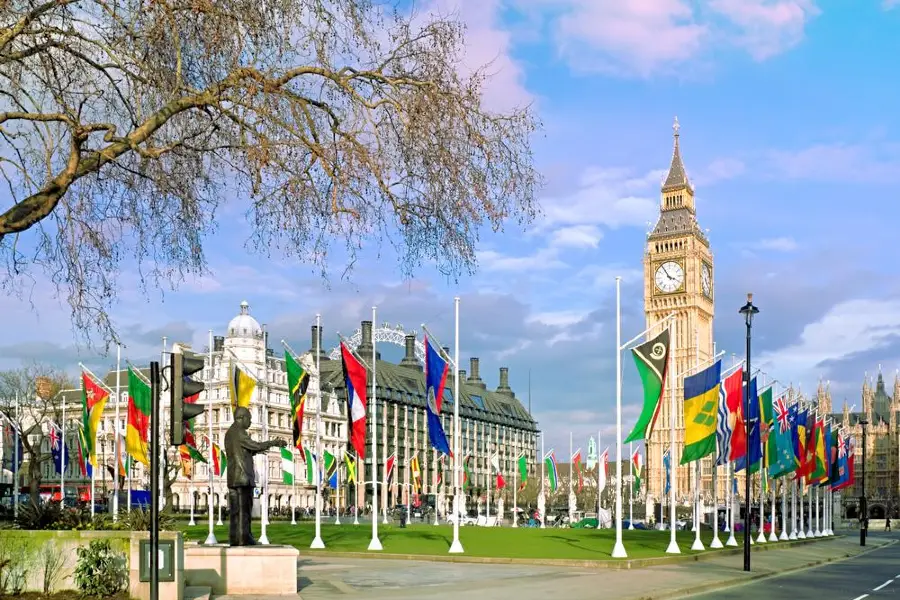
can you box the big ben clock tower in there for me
[644,118,718,510]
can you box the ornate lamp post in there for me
[739,293,759,572]
[860,418,869,546]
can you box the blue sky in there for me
[3,0,900,456]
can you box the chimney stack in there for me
[442,346,450,357]
[468,357,486,389]
[358,320,374,364]
[310,325,327,360]
[399,334,421,371]
[497,367,513,396]
[459,369,467,381]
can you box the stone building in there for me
[826,370,900,519]
[319,320,539,516]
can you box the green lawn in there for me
[178,520,764,560]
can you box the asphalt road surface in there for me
[688,532,900,600]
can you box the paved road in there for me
[688,532,900,600]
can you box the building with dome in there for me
[29,300,539,520]
[46,301,348,515]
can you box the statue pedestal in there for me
[185,544,299,596]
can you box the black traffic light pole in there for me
[150,360,160,600]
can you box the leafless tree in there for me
[0,364,73,506]
[0,0,541,350]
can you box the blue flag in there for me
[2,416,23,472]
[663,447,671,495]
[49,421,70,474]
[424,337,452,455]
[735,377,761,472]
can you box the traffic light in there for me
[170,345,205,446]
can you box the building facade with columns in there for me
[319,320,539,517]
[39,301,538,518]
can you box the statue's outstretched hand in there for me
[272,439,288,448]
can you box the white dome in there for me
[227,300,263,339]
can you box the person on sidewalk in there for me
[886,517,891,532]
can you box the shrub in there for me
[0,535,35,595]
[15,500,62,530]
[37,540,68,594]
[73,540,127,598]
[121,507,175,531]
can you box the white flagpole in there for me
[433,447,439,526]
[291,448,297,525]
[711,455,723,548]
[612,276,627,558]
[354,452,360,526]
[368,307,383,551]
[335,457,342,525]
[205,330,217,544]
[726,463,737,546]
[513,447,519,528]
[487,444,492,520]
[666,318,679,554]
[691,329,704,552]
[113,343,121,522]
[449,297,464,553]
[189,459,196,526]
[540,433,545,529]
[311,314,325,549]
[789,478,797,539]
[12,393,19,520]
[61,397,66,506]
[597,430,603,530]
[217,375,224,528]
[628,441,634,529]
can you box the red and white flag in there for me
[490,454,506,489]
[340,341,368,459]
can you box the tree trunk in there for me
[28,457,42,508]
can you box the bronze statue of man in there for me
[224,406,287,546]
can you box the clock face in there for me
[655,261,684,293]
[701,264,712,298]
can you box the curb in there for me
[304,535,850,570]
[635,538,897,600]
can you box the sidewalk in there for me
[225,535,889,600]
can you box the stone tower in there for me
[644,118,717,505]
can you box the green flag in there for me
[624,329,670,444]
[281,447,294,484]
[517,454,527,491]
[759,386,776,469]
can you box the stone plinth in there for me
[184,544,299,596]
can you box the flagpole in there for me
[189,458,196,526]
[628,441,634,530]
[597,431,602,529]
[217,372,224,527]
[513,446,519,528]
[711,454,723,547]
[612,276,627,558]
[354,452,360,526]
[204,330,217,544]
[666,318,679,554]
[159,337,167,511]
[112,344,121,521]
[61,395,66,506]
[448,297,464,553]
[367,307,383,551]
[540,432,545,529]
[691,329,704,552]
[310,314,325,549]
[790,478,797,539]
[433,447,439,526]
[335,457,342,525]
[726,463,737,546]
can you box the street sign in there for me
[139,539,175,582]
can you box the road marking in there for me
[873,580,893,591]
[852,595,869,600]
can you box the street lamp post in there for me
[739,293,759,573]
[860,418,869,547]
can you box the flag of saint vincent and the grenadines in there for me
[424,336,452,455]
[284,351,310,454]
[340,341,368,459]
[735,377,762,473]
[125,367,151,466]
[625,329,670,444]
[81,370,110,464]
[680,360,721,464]
[809,419,829,485]
[230,362,257,410]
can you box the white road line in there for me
[852,595,869,600]
[874,580,893,591]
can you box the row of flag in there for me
[627,328,857,493]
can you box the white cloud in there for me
[477,247,566,272]
[420,0,533,112]
[548,225,604,248]
[767,142,900,183]
[696,157,746,186]
[758,298,900,384]
[517,0,818,76]
[527,309,590,327]
[538,166,663,231]
[757,237,799,252]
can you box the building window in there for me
[470,395,485,410]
